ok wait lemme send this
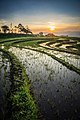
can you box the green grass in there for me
[13,39,51,47]
[0,36,56,46]
[69,37,80,42]
[0,48,38,120]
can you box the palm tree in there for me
[1,25,9,33]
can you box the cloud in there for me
[0,19,8,26]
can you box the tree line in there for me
[0,23,32,34]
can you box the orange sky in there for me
[29,23,80,34]
[0,15,80,36]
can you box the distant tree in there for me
[18,24,32,34]
[45,33,55,37]
[18,24,23,30]
[26,25,33,34]
[39,32,44,36]
[1,25,9,33]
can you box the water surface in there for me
[9,47,80,120]
[0,51,11,120]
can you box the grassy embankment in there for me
[39,38,80,55]
[2,36,79,55]
[0,48,38,120]
[0,35,56,47]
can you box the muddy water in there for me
[0,51,11,120]
[9,47,80,120]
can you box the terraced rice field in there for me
[9,47,80,120]
[0,36,80,120]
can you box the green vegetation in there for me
[1,25,9,33]
[0,48,38,120]
[69,37,80,41]
[12,39,50,47]
[0,33,34,39]
[68,43,80,50]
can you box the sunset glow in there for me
[0,0,80,36]
[49,26,55,31]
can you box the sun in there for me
[49,26,55,31]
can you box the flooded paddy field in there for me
[9,47,80,120]
[39,38,80,49]
[17,44,80,70]
[12,37,80,69]
[0,51,11,120]
[0,36,80,119]
[43,49,80,69]
[39,38,80,55]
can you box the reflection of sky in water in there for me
[9,47,80,120]
[0,52,11,120]
[48,49,79,70]
[40,42,80,69]
[44,49,80,69]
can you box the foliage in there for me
[39,32,44,37]
[0,33,34,39]
[18,24,32,34]
[1,25,9,33]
